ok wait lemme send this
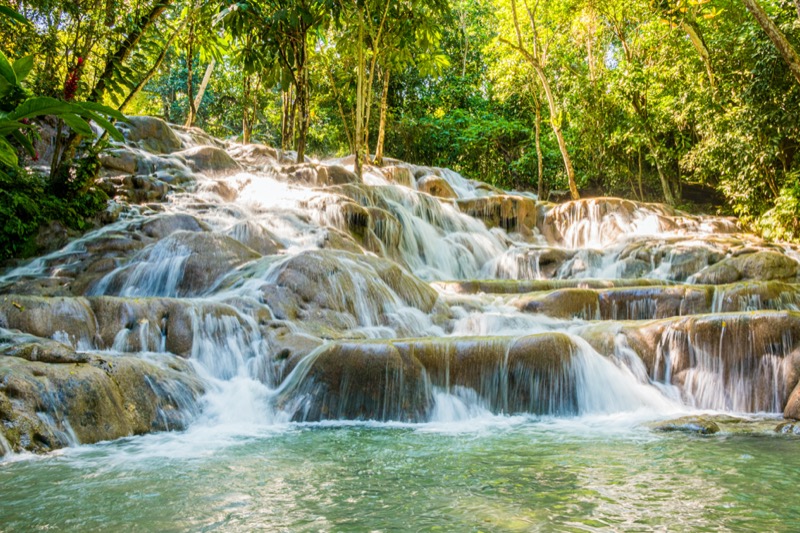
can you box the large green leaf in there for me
[73,101,127,122]
[0,137,18,167]
[78,109,124,141]
[0,6,29,25]
[0,119,33,136]
[59,113,95,137]
[0,50,17,87]
[8,97,73,120]
[12,56,34,83]
[11,129,34,156]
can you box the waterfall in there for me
[3,117,800,456]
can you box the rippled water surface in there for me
[2,417,799,532]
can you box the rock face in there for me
[118,116,183,154]
[0,330,202,454]
[418,175,457,199]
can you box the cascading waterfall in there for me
[3,117,800,460]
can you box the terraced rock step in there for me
[511,281,800,320]
[279,311,800,422]
[433,278,672,294]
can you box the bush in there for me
[0,161,108,260]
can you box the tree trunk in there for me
[374,68,390,166]
[90,0,172,103]
[184,18,196,127]
[681,20,716,92]
[186,59,215,126]
[534,65,579,200]
[507,0,578,200]
[637,148,644,200]
[534,94,543,199]
[295,64,308,163]
[742,0,800,86]
[242,74,251,145]
[327,67,354,154]
[119,18,185,112]
[354,11,365,180]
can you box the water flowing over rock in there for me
[3,117,800,455]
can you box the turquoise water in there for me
[2,416,799,532]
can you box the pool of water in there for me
[1,415,799,532]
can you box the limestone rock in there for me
[458,195,538,234]
[650,416,720,435]
[119,116,183,154]
[174,145,242,176]
[417,175,457,199]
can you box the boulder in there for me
[692,250,799,284]
[119,116,183,154]
[0,334,202,455]
[174,145,242,176]
[457,195,538,234]
[417,175,457,199]
[382,166,415,188]
[649,416,720,435]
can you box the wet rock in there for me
[776,422,800,435]
[0,342,202,454]
[100,148,139,174]
[119,116,183,154]
[458,195,538,234]
[515,289,599,319]
[281,341,431,421]
[137,213,208,240]
[227,143,279,167]
[650,416,720,435]
[258,250,438,332]
[382,166,414,188]
[95,231,261,297]
[417,175,457,199]
[0,296,97,346]
[323,165,359,186]
[692,251,799,284]
[174,145,242,176]
[226,221,284,256]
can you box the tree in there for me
[499,0,580,200]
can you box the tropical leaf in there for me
[0,50,17,86]
[8,97,73,120]
[12,56,34,83]
[0,6,29,25]
[0,137,18,167]
[74,101,127,122]
[59,113,95,137]
[11,129,34,156]
[78,109,124,141]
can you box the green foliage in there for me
[0,164,107,260]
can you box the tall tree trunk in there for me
[296,64,308,163]
[742,0,800,86]
[681,20,716,92]
[631,96,676,205]
[354,11,365,180]
[186,59,215,127]
[534,65,579,200]
[90,0,172,103]
[119,18,186,112]
[327,67,354,154]
[242,73,251,145]
[506,0,579,200]
[184,18,196,127]
[534,93,543,199]
[374,68,390,166]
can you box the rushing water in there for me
[1,416,798,532]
